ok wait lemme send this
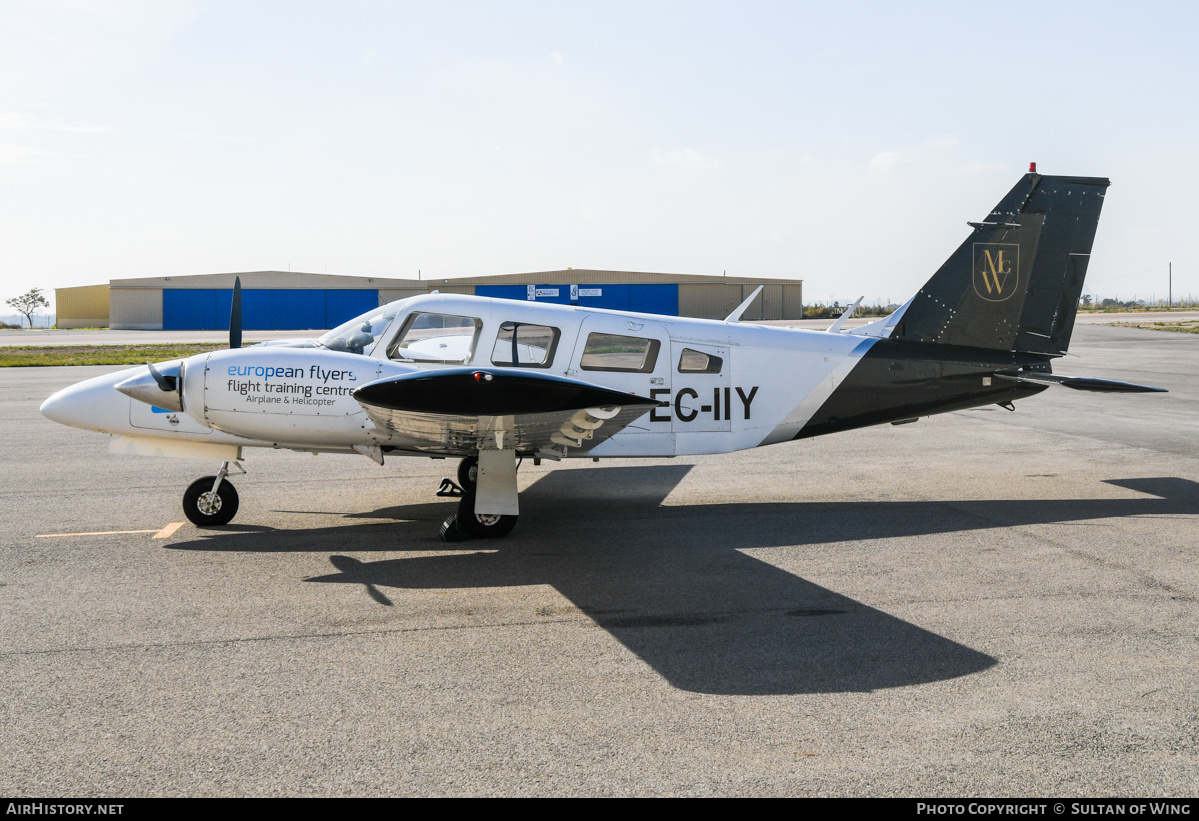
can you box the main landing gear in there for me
[178,454,519,538]
[182,460,245,527]
[437,455,519,542]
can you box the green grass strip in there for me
[1110,321,1199,334]
[0,343,232,367]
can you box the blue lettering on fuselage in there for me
[223,364,358,383]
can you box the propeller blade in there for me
[145,361,175,392]
[229,275,242,349]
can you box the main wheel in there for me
[457,456,479,491]
[183,476,240,527]
[456,493,517,539]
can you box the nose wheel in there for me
[182,460,244,527]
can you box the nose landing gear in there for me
[183,460,245,527]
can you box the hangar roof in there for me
[108,269,801,289]
[109,271,420,289]
[429,269,801,286]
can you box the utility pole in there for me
[1169,261,1172,308]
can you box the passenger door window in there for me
[670,341,731,432]
[677,347,723,374]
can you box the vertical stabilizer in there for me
[894,172,1109,354]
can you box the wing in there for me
[352,368,663,458]
[995,370,1167,393]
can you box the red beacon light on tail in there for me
[1029,161,1037,173]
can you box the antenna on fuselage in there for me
[825,296,863,333]
[724,286,763,323]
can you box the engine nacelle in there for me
[180,347,417,447]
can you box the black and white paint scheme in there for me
[40,170,1165,540]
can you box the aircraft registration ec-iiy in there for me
[41,167,1165,540]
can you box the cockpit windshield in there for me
[318,301,405,355]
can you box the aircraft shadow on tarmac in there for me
[166,468,1199,696]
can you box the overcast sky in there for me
[3,0,1197,311]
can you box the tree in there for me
[6,288,49,328]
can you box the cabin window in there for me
[579,332,660,373]
[490,322,560,368]
[677,348,723,374]
[389,312,482,363]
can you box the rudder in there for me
[894,172,1109,354]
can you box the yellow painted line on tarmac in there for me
[37,529,158,538]
[37,522,187,539]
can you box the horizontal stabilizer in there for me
[995,371,1166,393]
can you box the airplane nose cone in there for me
[40,381,97,429]
[40,367,140,433]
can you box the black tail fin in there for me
[894,172,1109,354]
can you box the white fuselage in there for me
[41,293,876,459]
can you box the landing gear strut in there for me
[183,460,244,527]
[438,453,518,542]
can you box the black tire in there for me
[439,515,469,543]
[456,493,517,539]
[457,456,478,491]
[183,476,240,527]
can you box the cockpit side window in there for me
[388,312,482,364]
[579,332,660,373]
[490,322,560,368]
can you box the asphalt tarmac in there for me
[2,323,1198,796]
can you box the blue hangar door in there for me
[163,289,379,331]
[475,284,679,316]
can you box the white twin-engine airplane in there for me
[41,169,1164,540]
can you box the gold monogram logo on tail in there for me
[973,243,1020,302]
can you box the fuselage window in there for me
[389,312,482,364]
[579,332,661,373]
[677,348,723,374]
[490,322,560,368]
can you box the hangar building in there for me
[56,269,803,330]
